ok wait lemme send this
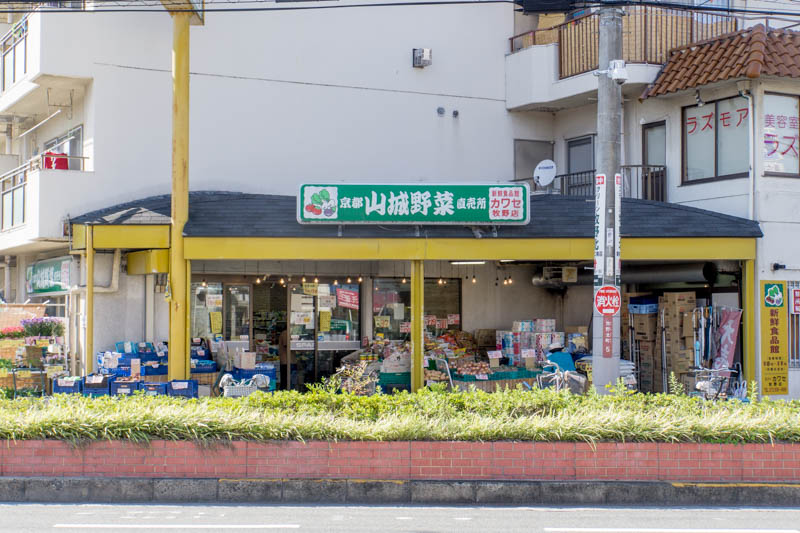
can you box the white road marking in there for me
[545,529,800,533]
[395,517,413,520]
[53,525,300,530]
[454,517,472,521]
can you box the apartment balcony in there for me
[0,153,96,254]
[505,6,737,111]
[0,10,91,119]
[555,165,667,202]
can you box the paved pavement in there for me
[0,504,799,532]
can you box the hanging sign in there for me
[209,311,222,335]
[206,294,222,308]
[593,175,607,284]
[298,183,530,225]
[337,288,359,310]
[374,315,391,329]
[303,283,319,296]
[399,322,411,333]
[26,256,73,295]
[319,310,331,332]
[791,288,800,315]
[436,319,449,329]
[761,281,788,395]
[425,315,437,326]
[447,314,460,326]
[319,295,337,309]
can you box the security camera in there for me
[609,60,628,85]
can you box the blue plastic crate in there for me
[135,342,156,354]
[191,361,217,373]
[110,366,131,377]
[190,346,212,360]
[52,377,83,394]
[114,342,138,354]
[143,364,168,376]
[111,380,140,396]
[82,374,114,396]
[120,353,159,365]
[232,366,276,381]
[141,382,168,396]
[628,303,659,314]
[168,380,198,398]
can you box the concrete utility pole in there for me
[592,6,623,393]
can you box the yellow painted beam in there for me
[168,11,191,382]
[184,237,756,262]
[743,259,756,384]
[71,224,86,250]
[622,238,756,261]
[90,226,170,250]
[127,249,170,275]
[86,226,94,375]
[410,259,424,392]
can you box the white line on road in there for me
[545,529,800,533]
[53,525,300,530]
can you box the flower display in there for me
[20,317,65,338]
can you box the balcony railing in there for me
[556,165,666,201]
[0,153,87,232]
[1,15,28,93]
[509,6,738,79]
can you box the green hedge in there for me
[0,382,798,444]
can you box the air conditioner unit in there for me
[413,48,432,68]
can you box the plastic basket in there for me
[52,377,83,394]
[232,367,275,381]
[190,363,217,374]
[628,303,659,314]
[190,346,212,360]
[143,364,168,376]
[141,382,168,396]
[223,384,258,398]
[83,374,114,395]
[167,380,198,398]
[110,366,131,377]
[378,372,411,385]
[111,380,140,396]
[115,342,137,354]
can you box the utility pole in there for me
[592,6,624,393]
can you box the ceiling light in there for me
[450,261,486,266]
[471,276,477,284]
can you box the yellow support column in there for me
[743,259,756,384]
[168,11,191,381]
[86,226,94,375]
[185,259,192,378]
[411,260,424,392]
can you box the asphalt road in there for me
[0,504,798,532]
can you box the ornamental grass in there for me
[0,381,799,444]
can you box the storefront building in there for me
[69,189,761,391]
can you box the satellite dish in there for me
[533,159,557,188]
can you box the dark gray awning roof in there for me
[70,191,762,239]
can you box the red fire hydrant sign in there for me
[595,285,621,358]
[594,285,621,316]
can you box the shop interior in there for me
[187,258,745,395]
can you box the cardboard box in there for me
[566,326,589,335]
[664,291,696,305]
[234,351,256,370]
[681,313,695,337]
[633,314,657,341]
[638,341,656,357]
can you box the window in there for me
[682,96,749,183]
[43,125,83,170]
[567,136,594,173]
[643,121,666,167]
[373,278,461,340]
[790,280,800,369]
[763,93,800,176]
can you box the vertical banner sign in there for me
[761,281,788,395]
[791,288,800,315]
[614,174,622,287]
[593,175,607,285]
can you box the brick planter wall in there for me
[2,440,800,482]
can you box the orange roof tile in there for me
[641,24,800,100]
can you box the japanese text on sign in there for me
[298,184,530,225]
[336,288,359,310]
[764,94,800,174]
[594,285,621,316]
[761,281,788,395]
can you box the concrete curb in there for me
[1,477,799,505]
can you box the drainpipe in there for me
[5,124,11,156]
[3,256,9,302]
[739,82,755,221]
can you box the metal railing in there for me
[0,153,87,232]
[556,165,666,201]
[1,15,28,93]
[622,165,666,202]
[790,280,800,369]
[509,6,738,79]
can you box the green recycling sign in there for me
[297,184,530,225]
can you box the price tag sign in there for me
[487,350,502,359]
[476,373,489,381]
[16,370,31,379]
[521,349,535,359]
[0,368,8,378]
[46,365,64,377]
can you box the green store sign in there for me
[298,184,530,225]
[26,257,72,295]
